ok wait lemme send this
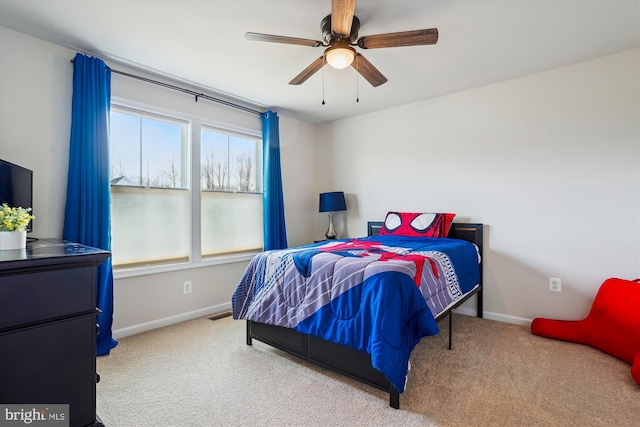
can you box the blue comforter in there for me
[232,235,480,392]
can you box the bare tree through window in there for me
[234,152,254,192]
[202,152,215,190]
[143,157,151,188]
[163,153,181,188]
[201,129,258,193]
[202,151,228,190]
[110,158,126,182]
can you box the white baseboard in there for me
[112,302,232,339]
[455,306,533,326]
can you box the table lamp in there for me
[319,191,347,239]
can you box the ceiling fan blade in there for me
[289,56,325,85]
[352,53,387,87]
[331,0,357,36]
[246,32,322,47]
[357,28,438,49]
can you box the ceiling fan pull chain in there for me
[356,55,360,103]
[322,56,326,105]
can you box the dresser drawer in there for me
[0,313,97,427]
[0,266,96,330]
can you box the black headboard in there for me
[367,221,384,237]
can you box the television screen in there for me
[0,159,34,233]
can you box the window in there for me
[201,127,262,256]
[109,108,189,266]
[109,105,262,268]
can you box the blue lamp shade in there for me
[319,191,347,212]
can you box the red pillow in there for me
[378,212,455,238]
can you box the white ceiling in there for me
[0,0,638,124]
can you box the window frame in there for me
[109,99,263,279]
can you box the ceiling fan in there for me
[245,0,438,87]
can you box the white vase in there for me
[0,230,27,250]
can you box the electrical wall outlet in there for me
[183,281,192,295]
[549,277,562,293]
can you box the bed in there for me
[232,216,483,409]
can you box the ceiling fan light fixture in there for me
[325,45,356,69]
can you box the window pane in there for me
[201,191,263,255]
[111,186,189,266]
[110,110,186,188]
[110,111,141,185]
[141,118,185,188]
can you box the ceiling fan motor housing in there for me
[321,14,360,45]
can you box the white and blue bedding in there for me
[232,235,480,392]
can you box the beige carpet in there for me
[96,314,639,427]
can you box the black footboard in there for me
[246,319,399,407]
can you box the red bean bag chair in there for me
[531,277,640,386]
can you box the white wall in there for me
[3,24,638,336]
[0,27,72,236]
[317,48,640,324]
[0,26,318,337]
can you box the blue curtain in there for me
[262,110,288,250]
[63,53,117,356]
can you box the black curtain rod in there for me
[70,59,263,116]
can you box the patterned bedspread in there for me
[232,235,480,392]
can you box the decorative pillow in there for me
[378,212,455,238]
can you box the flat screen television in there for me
[0,159,34,233]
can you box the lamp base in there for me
[325,213,338,240]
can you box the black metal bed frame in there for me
[245,222,483,409]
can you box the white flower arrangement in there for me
[0,203,35,232]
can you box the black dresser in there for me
[0,239,110,427]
